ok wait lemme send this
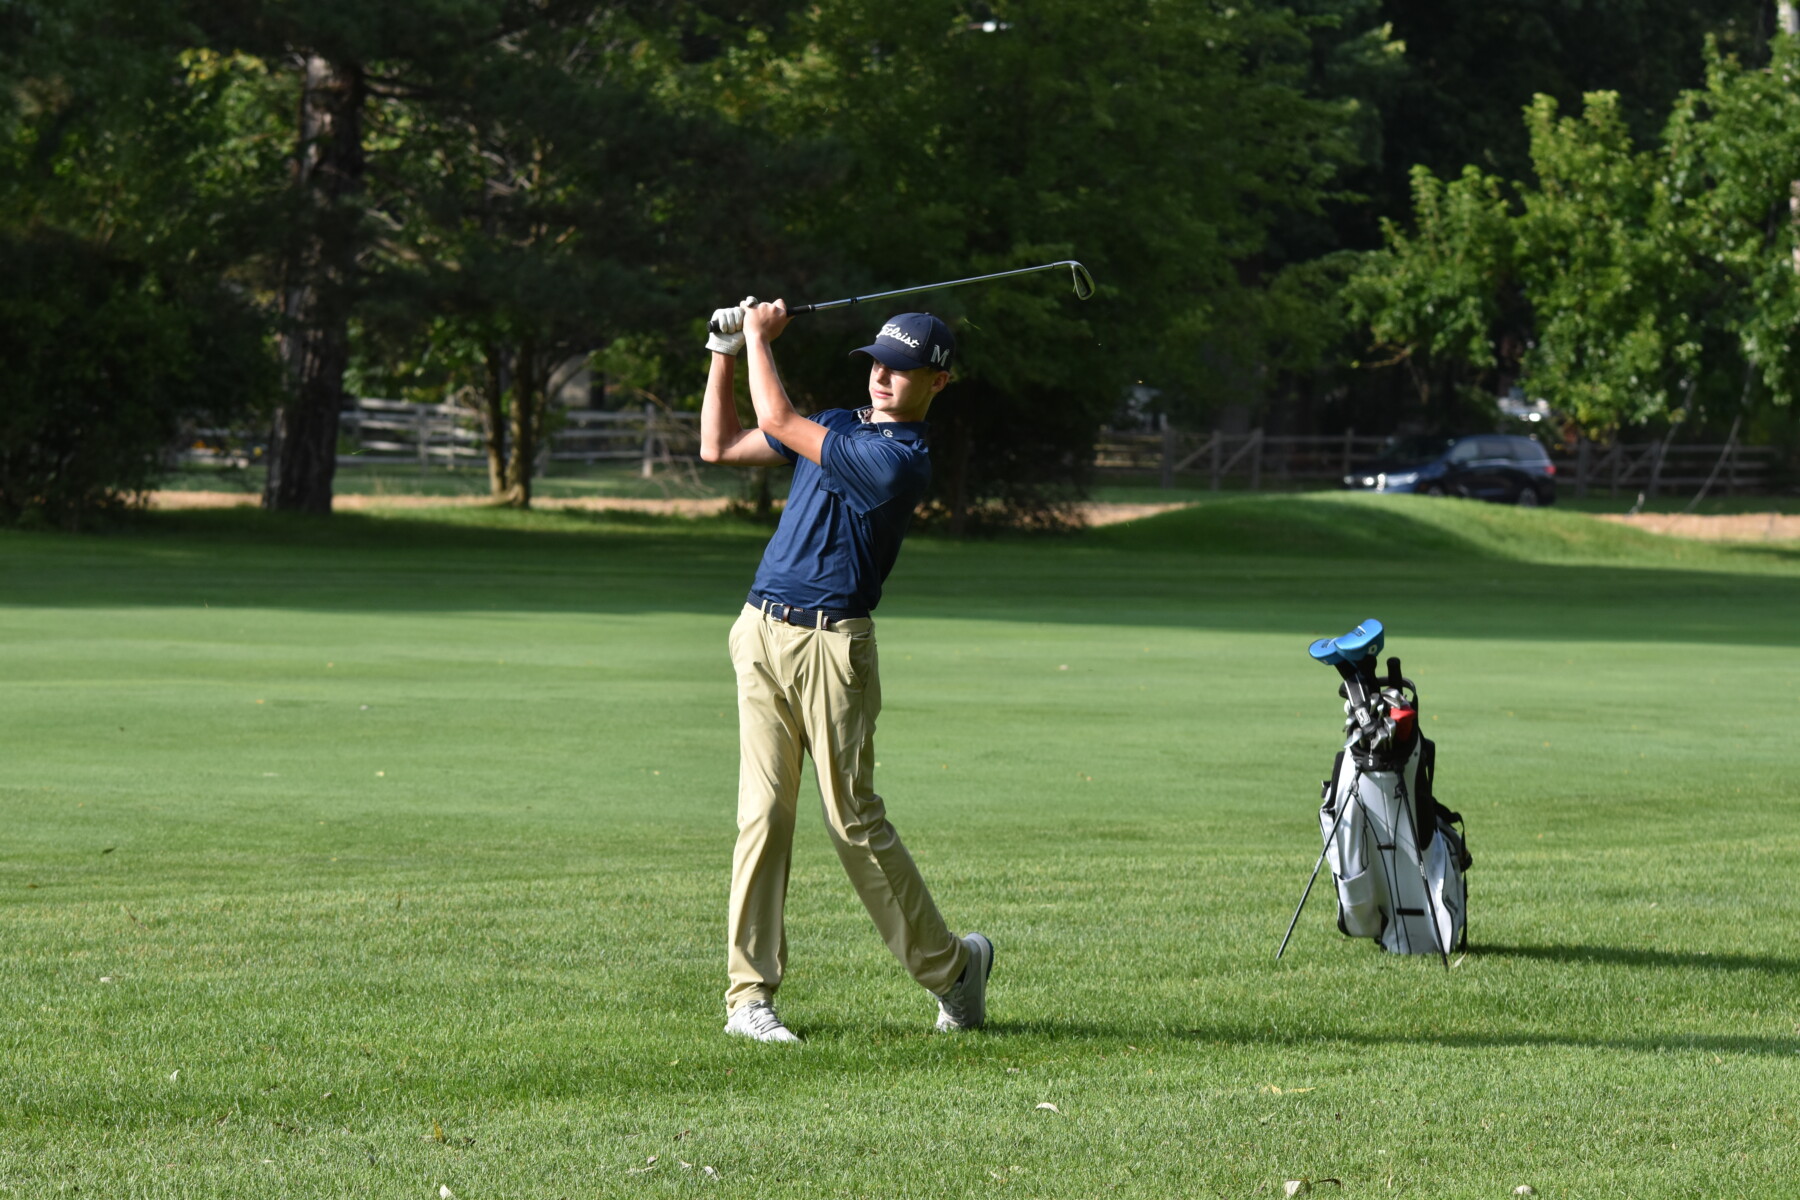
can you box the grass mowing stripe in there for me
[2,494,1796,1197]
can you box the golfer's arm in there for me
[699,352,786,466]
[744,336,827,466]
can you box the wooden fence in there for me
[1094,423,1790,496]
[1556,438,1779,498]
[183,398,703,478]
[186,404,1790,496]
[1095,426,1389,490]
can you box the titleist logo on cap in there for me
[852,312,955,370]
[879,323,922,349]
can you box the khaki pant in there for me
[725,603,966,1011]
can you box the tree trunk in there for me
[751,467,773,520]
[505,340,540,508]
[944,408,973,537]
[482,343,509,500]
[1784,4,1800,273]
[263,55,365,515]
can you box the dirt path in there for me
[146,492,1189,526]
[1597,512,1800,542]
[146,491,736,516]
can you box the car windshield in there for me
[1373,435,1455,467]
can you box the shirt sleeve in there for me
[762,431,800,463]
[822,429,922,514]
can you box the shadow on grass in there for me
[786,1016,1799,1058]
[955,1019,1800,1057]
[3,500,1798,649]
[1473,942,1799,974]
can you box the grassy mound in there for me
[1092,491,1789,568]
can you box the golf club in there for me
[709,260,1094,333]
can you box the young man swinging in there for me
[698,296,992,1044]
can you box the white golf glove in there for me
[706,296,758,356]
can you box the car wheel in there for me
[1515,486,1540,508]
[1421,483,1446,497]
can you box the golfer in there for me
[698,297,992,1044]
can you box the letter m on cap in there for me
[930,344,950,366]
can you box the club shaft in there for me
[708,260,1091,333]
[794,261,1088,314]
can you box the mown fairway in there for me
[3,496,1796,1199]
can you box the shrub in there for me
[0,228,277,528]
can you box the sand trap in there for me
[1597,512,1800,542]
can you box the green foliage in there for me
[1350,36,1800,435]
[0,229,276,527]
[698,0,1359,527]
[1352,165,1517,371]
[1664,38,1800,406]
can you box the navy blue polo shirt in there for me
[750,407,931,615]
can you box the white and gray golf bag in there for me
[1279,619,1471,963]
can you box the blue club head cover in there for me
[1308,619,1385,665]
[1307,636,1345,664]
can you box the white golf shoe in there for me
[724,1000,801,1044]
[934,932,994,1032]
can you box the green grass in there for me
[3,494,1796,1198]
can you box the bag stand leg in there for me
[1275,770,1356,960]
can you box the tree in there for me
[1,3,282,525]
[353,9,729,506]
[0,229,276,527]
[1348,36,1800,437]
[706,0,1358,530]
[162,1,693,512]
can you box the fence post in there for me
[1341,426,1354,477]
[1575,433,1590,500]
[641,402,656,478]
[1608,440,1621,497]
[1160,414,1175,490]
[417,405,429,476]
[1249,429,1263,491]
[1210,432,1222,492]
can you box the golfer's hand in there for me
[706,296,758,356]
[743,299,790,345]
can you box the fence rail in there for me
[1096,426,1389,490]
[1094,424,1791,496]
[181,398,704,477]
[1557,439,1778,497]
[184,406,1791,496]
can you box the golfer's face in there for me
[867,359,945,418]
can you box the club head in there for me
[1069,261,1095,301]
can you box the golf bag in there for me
[1278,619,1471,962]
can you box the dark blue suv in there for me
[1344,434,1557,506]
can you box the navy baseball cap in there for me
[851,313,955,372]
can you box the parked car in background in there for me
[1344,434,1557,506]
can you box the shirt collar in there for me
[855,407,930,445]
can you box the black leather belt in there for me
[747,591,867,630]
